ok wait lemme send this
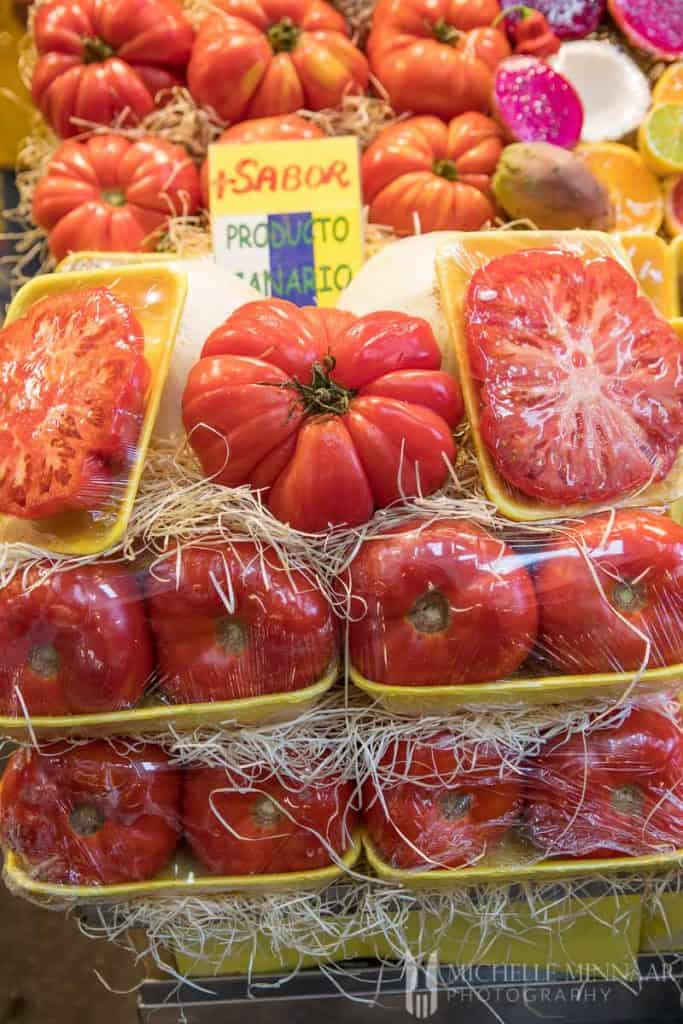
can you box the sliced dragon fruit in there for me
[500,0,605,39]
[608,0,683,60]
[492,56,584,148]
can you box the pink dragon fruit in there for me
[608,0,683,60]
[492,56,584,148]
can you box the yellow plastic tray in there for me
[619,232,678,319]
[349,662,683,714]
[435,231,683,522]
[362,830,683,889]
[56,252,177,272]
[0,265,187,555]
[0,664,338,739]
[3,833,362,904]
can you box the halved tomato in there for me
[465,250,683,505]
[0,287,150,519]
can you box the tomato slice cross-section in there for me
[0,287,150,519]
[465,250,683,505]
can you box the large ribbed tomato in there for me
[188,0,368,122]
[33,134,201,260]
[367,0,510,119]
[0,742,182,884]
[146,541,336,703]
[526,708,683,859]
[362,114,504,234]
[363,735,523,868]
[183,767,357,875]
[200,114,325,206]
[32,0,194,138]
[0,563,152,717]
[182,301,463,532]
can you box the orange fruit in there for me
[653,64,683,106]
[578,142,663,233]
[664,175,683,236]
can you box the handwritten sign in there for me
[208,136,364,307]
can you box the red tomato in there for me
[183,302,463,532]
[466,251,683,505]
[0,563,152,717]
[526,708,683,858]
[200,114,326,206]
[32,0,194,138]
[0,741,182,884]
[367,0,510,119]
[536,510,683,675]
[362,114,504,234]
[363,736,523,868]
[33,134,201,260]
[187,0,368,122]
[0,287,150,519]
[146,542,336,703]
[183,768,357,875]
[347,518,538,686]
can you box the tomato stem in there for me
[280,356,356,417]
[101,188,127,208]
[70,804,105,837]
[28,644,60,678]
[612,580,645,614]
[432,18,462,45]
[408,589,450,634]
[610,784,643,817]
[267,17,301,53]
[253,796,282,827]
[433,158,459,181]
[82,35,116,64]
[215,616,247,654]
[492,5,535,25]
[439,791,473,820]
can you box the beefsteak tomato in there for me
[187,0,368,122]
[0,741,182,884]
[0,563,152,717]
[32,0,194,138]
[183,302,463,532]
[183,767,357,875]
[200,114,325,206]
[536,510,683,675]
[362,113,504,234]
[347,518,538,686]
[526,707,683,858]
[363,736,523,868]
[33,134,201,260]
[146,541,336,703]
[465,250,683,505]
[0,287,150,519]
[367,0,510,119]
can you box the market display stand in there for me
[135,957,683,1024]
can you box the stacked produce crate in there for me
[1,0,683,999]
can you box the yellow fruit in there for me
[638,104,683,176]
[578,142,663,233]
[653,64,683,106]
[618,232,677,317]
[664,175,683,236]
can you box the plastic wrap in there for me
[0,265,186,555]
[0,740,359,891]
[435,230,683,521]
[346,509,683,707]
[0,537,337,725]
[362,703,683,873]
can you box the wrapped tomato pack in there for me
[0,739,359,891]
[344,508,683,707]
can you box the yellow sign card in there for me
[208,135,364,308]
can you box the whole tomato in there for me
[200,114,326,206]
[32,0,194,138]
[362,113,504,234]
[183,302,463,532]
[146,542,336,704]
[33,134,201,261]
[0,741,182,884]
[347,518,538,686]
[367,0,510,119]
[0,563,153,717]
[526,708,683,858]
[363,735,523,868]
[183,767,357,875]
[536,511,683,675]
[187,0,368,123]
